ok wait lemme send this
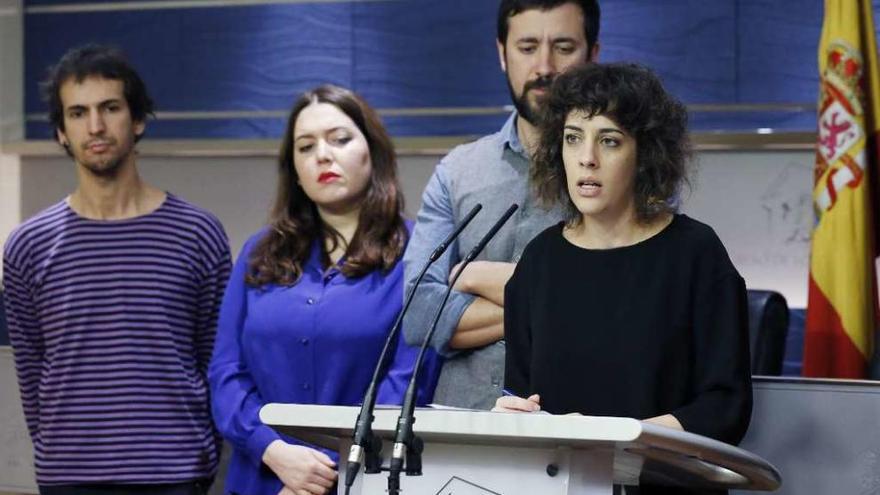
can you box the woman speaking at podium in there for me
[495,63,752,452]
[209,85,437,495]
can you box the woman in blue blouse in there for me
[209,85,436,495]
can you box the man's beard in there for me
[74,138,131,177]
[82,157,125,177]
[506,74,554,125]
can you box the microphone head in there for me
[428,203,483,262]
[463,203,520,262]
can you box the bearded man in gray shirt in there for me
[402,0,602,409]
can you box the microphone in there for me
[387,203,519,495]
[342,203,482,494]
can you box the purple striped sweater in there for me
[2,194,231,486]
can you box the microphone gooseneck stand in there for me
[342,204,483,495]
[387,204,519,495]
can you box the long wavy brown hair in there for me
[246,85,408,286]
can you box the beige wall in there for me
[8,149,814,306]
[0,155,21,266]
[0,0,22,143]
[0,0,22,281]
[14,153,440,257]
[682,150,813,307]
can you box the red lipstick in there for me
[318,172,341,184]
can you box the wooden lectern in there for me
[261,404,781,494]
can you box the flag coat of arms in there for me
[803,0,880,378]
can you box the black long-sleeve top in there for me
[504,215,752,445]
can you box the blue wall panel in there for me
[27,118,287,140]
[27,0,169,4]
[351,0,504,108]
[22,0,879,138]
[26,4,355,114]
[601,1,738,104]
[380,113,508,138]
[690,110,817,133]
[27,113,508,140]
[737,0,822,104]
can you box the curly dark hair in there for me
[41,44,154,153]
[532,62,692,224]
[246,84,408,286]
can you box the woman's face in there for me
[561,110,638,222]
[292,102,373,214]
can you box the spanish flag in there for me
[803,0,880,378]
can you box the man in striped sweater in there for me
[2,45,231,495]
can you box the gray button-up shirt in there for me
[402,113,565,409]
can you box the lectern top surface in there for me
[260,404,781,491]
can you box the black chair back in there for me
[746,289,789,375]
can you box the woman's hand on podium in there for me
[263,440,338,495]
[643,413,684,431]
[492,393,541,413]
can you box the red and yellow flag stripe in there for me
[803,0,880,378]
